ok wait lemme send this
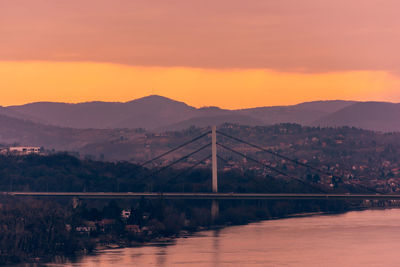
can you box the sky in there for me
[1,0,400,108]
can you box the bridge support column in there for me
[212,126,218,193]
[72,196,80,209]
[211,126,219,221]
[211,200,219,221]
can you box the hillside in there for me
[238,100,356,125]
[2,123,400,194]
[0,114,146,152]
[158,114,264,131]
[7,95,196,129]
[313,102,400,132]
[5,96,362,131]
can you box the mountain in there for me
[158,114,264,131]
[312,102,400,132]
[0,106,47,123]
[0,114,146,152]
[5,96,359,130]
[109,96,196,129]
[294,100,357,113]
[7,95,196,129]
[237,100,357,125]
[4,96,400,132]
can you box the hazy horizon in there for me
[0,93,396,110]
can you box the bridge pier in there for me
[212,126,218,193]
[211,126,219,221]
[72,196,80,209]
[211,200,219,221]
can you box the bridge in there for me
[4,126,396,218]
[3,126,395,199]
[4,191,400,200]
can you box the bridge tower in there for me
[211,126,219,220]
[212,126,218,193]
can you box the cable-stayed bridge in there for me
[4,192,400,200]
[2,126,397,201]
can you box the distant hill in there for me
[4,95,400,132]
[294,100,357,113]
[158,114,264,131]
[237,100,357,125]
[0,106,46,123]
[0,114,146,152]
[5,96,364,131]
[312,102,400,132]
[7,95,196,129]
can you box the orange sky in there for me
[1,0,400,107]
[1,61,399,109]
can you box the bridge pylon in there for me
[212,126,218,193]
[211,126,219,221]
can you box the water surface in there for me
[48,209,400,266]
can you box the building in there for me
[99,219,116,232]
[6,147,42,155]
[75,226,97,234]
[121,209,131,219]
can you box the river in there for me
[35,209,400,266]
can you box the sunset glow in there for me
[1,0,400,107]
[1,61,399,108]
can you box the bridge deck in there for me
[2,192,400,200]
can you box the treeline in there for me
[0,197,94,264]
[0,153,367,194]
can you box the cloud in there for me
[1,0,400,72]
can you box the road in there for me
[2,192,400,200]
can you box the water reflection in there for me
[155,245,167,267]
[212,229,220,267]
[12,209,400,266]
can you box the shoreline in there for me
[10,205,400,266]
[90,206,400,253]
[80,209,364,253]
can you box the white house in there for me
[9,147,41,155]
[121,209,131,219]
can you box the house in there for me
[121,209,131,219]
[8,147,42,155]
[75,226,97,234]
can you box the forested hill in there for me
[0,151,389,194]
[0,153,314,194]
[2,123,400,192]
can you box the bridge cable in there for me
[217,130,332,176]
[216,155,231,165]
[143,142,211,179]
[217,130,381,194]
[169,154,212,181]
[135,131,211,169]
[216,154,284,193]
[217,142,292,177]
[217,142,326,193]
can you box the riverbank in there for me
[50,209,400,267]
[4,196,399,266]
[63,208,362,260]
[2,207,340,266]
[90,204,400,254]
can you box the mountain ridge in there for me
[5,96,363,130]
[312,101,400,132]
